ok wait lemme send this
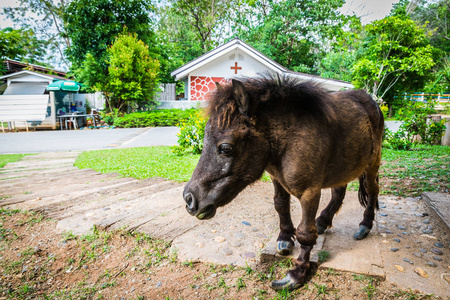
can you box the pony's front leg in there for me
[271,188,320,291]
[272,179,296,255]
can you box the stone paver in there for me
[373,195,449,296]
[0,152,448,297]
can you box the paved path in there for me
[0,127,179,154]
[0,153,448,297]
[1,123,401,154]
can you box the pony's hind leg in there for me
[271,188,320,291]
[315,185,347,234]
[272,179,296,255]
[354,169,380,240]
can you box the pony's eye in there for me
[218,143,233,155]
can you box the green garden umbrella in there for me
[47,80,82,92]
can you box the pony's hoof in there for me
[354,225,371,240]
[317,225,327,235]
[276,240,294,255]
[271,273,302,291]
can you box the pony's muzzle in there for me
[184,192,197,215]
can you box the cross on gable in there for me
[230,62,242,74]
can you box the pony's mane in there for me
[208,74,335,129]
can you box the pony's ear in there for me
[232,79,249,116]
[215,82,223,92]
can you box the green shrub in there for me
[425,119,447,145]
[397,101,434,143]
[112,108,197,128]
[99,108,123,125]
[384,100,447,148]
[172,110,207,155]
[383,128,412,150]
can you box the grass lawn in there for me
[0,154,30,168]
[380,145,449,196]
[75,145,449,197]
[75,146,201,182]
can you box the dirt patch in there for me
[0,210,443,299]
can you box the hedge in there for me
[113,108,197,128]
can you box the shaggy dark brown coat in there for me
[183,75,384,291]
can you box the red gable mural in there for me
[190,76,227,101]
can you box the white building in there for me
[170,38,353,103]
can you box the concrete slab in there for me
[0,167,79,180]
[172,182,278,267]
[55,184,185,235]
[422,192,450,229]
[1,158,76,169]
[318,194,384,278]
[260,190,385,278]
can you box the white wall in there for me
[8,74,53,84]
[190,48,274,79]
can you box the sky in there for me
[0,0,20,28]
[1,0,401,28]
[340,0,401,24]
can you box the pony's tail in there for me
[358,175,379,210]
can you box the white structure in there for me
[171,38,353,102]
[0,70,66,129]
[0,70,104,129]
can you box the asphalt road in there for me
[0,127,179,154]
[1,122,401,154]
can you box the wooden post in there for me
[50,91,57,130]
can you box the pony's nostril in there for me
[185,193,193,207]
[184,192,197,215]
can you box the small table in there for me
[58,113,100,130]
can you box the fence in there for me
[154,83,176,101]
[403,93,450,111]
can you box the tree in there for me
[154,0,235,83]
[425,57,450,93]
[155,4,204,84]
[412,0,450,55]
[2,0,71,68]
[105,32,160,112]
[0,27,48,68]
[64,0,157,71]
[412,0,450,93]
[351,16,435,103]
[232,0,350,73]
[318,16,362,81]
[318,51,355,82]
[170,0,233,52]
[76,32,160,112]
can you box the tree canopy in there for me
[1,0,447,112]
[231,0,349,73]
[351,16,435,101]
[0,27,48,66]
[2,0,70,69]
[106,32,160,112]
[64,0,158,70]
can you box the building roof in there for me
[2,59,68,78]
[170,38,353,90]
[0,70,67,81]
